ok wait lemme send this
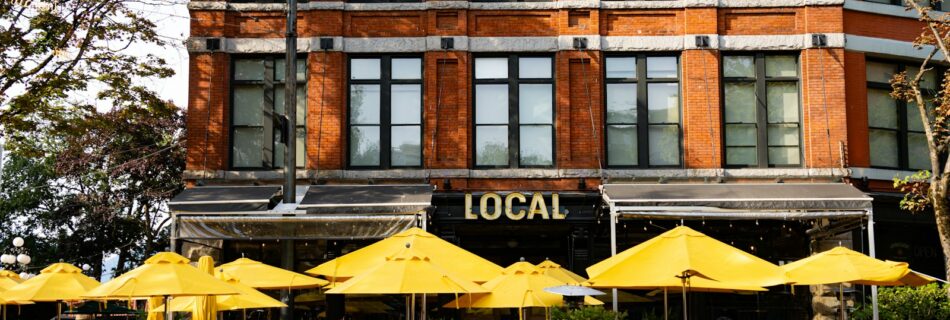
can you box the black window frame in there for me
[866,59,940,171]
[603,53,683,169]
[861,0,942,10]
[346,54,425,170]
[228,55,308,170]
[472,54,557,169]
[721,52,803,168]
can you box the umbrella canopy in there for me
[0,271,21,291]
[1,263,100,301]
[146,297,164,320]
[217,258,327,290]
[537,260,586,285]
[308,227,502,283]
[325,244,486,295]
[155,272,286,312]
[585,226,783,290]
[193,256,217,320]
[445,262,601,309]
[85,252,239,299]
[781,247,920,286]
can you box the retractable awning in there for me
[603,183,873,219]
[176,214,419,240]
[169,186,282,212]
[299,185,433,214]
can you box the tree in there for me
[892,1,950,294]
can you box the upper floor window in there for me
[722,54,802,168]
[866,60,936,171]
[231,57,307,169]
[348,56,423,169]
[474,55,555,168]
[862,0,942,10]
[604,55,681,168]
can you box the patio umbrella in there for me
[146,297,164,320]
[585,226,783,320]
[537,260,586,285]
[781,246,932,320]
[217,257,327,290]
[444,262,602,319]
[0,271,20,291]
[84,252,238,320]
[308,227,502,283]
[154,271,286,312]
[1,262,100,320]
[326,243,486,320]
[193,256,217,320]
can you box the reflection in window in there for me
[723,54,801,167]
[230,57,307,169]
[604,55,681,167]
[474,56,554,167]
[866,61,937,170]
[348,56,423,168]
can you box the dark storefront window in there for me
[604,55,681,168]
[867,60,936,170]
[230,57,306,169]
[473,55,555,168]
[722,54,802,168]
[348,56,423,169]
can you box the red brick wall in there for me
[800,48,848,168]
[186,52,230,171]
[844,51,870,168]
[681,49,722,168]
[844,10,925,42]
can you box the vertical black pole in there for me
[284,0,298,204]
[280,239,295,320]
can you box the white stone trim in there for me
[344,2,427,11]
[602,36,684,51]
[469,36,559,52]
[600,0,684,9]
[718,0,843,7]
[850,167,920,181]
[425,36,470,50]
[718,34,844,51]
[427,1,472,9]
[343,37,427,52]
[188,0,846,12]
[184,168,849,180]
[557,0,600,9]
[845,35,944,61]
[557,35,602,50]
[683,34,720,50]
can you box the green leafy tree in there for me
[853,284,950,319]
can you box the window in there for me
[862,0,942,10]
[722,54,802,167]
[866,60,937,170]
[474,56,555,168]
[230,57,306,169]
[604,55,681,168]
[348,56,423,168]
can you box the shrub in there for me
[852,284,950,319]
[552,306,627,320]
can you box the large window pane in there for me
[235,60,265,81]
[867,89,898,129]
[726,147,757,166]
[275,127,306,168]
[765,56,798,78]
[275,58,307,82]
[392,58,422,80]
[520,126,553,166]
[726,124,757,147]
[350,85,380,124]
[724,83,756,123]
[351,59,381,80]
[908,68,938,91]
[606,57,636,78]
[606,84,637,123]
[519,84,553,124]
[476,84,509,124]
[519,58,552,79]
[768,147,800,165]
[766,82,799,123]
[233,86,265,126]
[274,86,307,123]
[391,126,422,166]
[475,58,508,79]
[723,56,754,78]
[647,57,677,79]
[908,132,931,170]
[607,125,637,166]
[866,61,896,83]
[233,127,264,167]
[767,124,800,146]
[906,101,932,132]
[391,85,422,125]
[648,83,679,123]
[475,126,508,166]
[350,126,380,166]
[649,125,679,165]
[869,129,899,168]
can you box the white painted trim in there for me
[683,34,720,50]
[557,35,602,50]
[845,35,944,61]
[719,0,843,7]
[426,36,470,51]
[184,168,849,180]
[343,37,427,52]
[187,0,846,12]
[469,36,559,52]
[600,0,684,9]
[850,167,921,181]
[344,2,427,11]
[602,36,684,51]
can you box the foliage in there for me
[852,284,950,320]
[552,306,627,320]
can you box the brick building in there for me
[172,0,946,318]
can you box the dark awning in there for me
[176,214,419,240]
[603,183,872,219]
[169,186,281,212]
[298,184,433,214]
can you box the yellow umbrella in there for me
[1,263,100,320]
[146,297,164,320]
[445,262,601,319]
[155,272,286,312]
[0,271,21,291]
[193,256,217,320]
[217,258,327,290]
[308,227,502,283]
[537,259,586,285]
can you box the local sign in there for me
[464,192,567,220]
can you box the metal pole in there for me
[609,205,618,312]
[164,295,172,320]
[283,0,298,205]
[867,208,879,320]
[280,239,295,320]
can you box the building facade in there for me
[174,0,947,318]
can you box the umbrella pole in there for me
[681,285,687,320]
[406,295,410,320]
[664,287,668,320]
[422,294,427,320]
[164,295,172,320]
[839,283,847,320]
[57,301,61,320]
[411,293,416,320]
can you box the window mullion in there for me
[755,55,769,168]
[509,55,520,168]
[263,57,276,169]
[636,55,649,168]
[382,57,393,169]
